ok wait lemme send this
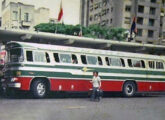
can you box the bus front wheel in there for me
[123,81,136,97]
[31,79,48,98]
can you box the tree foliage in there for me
[34,23,128,41]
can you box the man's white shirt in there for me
[92,76,101,88]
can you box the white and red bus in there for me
[2,41,165,98]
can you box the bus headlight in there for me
[11,77,19,82]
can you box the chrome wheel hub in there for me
[126,84,133,95]
[37,83,46,96]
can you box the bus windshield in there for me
[8,48,24,62]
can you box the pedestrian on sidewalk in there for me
[90,71,101,101]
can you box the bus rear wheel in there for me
[123,81,136,97]
[31,79,48,98]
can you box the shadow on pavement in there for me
[0,91,165,99]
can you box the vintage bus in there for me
[1,41,165,98]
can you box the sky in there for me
[0,0,81,25]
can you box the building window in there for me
[90,5,93,11]
[148,30,154,38]
[107,8,110,13]
[111,7,113,12]
[137,29,143,36]
[103,0,107,7]
[147,41,153,44]
[150,7,156,15]
[136,40,142,43]
[137,17,143,25]
[24,13,29,22]
[94,14,98,20]
[124,17,131,24]
[110,19,113,24]
[90,15,93,21]
[125,5,131,12]
[148,19,155,26]
[138,5,144,13]
[102,9,107,16]
[94,3,99,10]
[12,11,18,21]
[150,0,156,3]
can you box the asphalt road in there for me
[0,93,165,120]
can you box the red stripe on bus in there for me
[14,77,165,92]
[137,82,165,92]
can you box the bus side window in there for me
[60,54,72,63]
[26,51,33,62]
[120,58,125,67]
[156,62,164,69]
[46,52,50,63]
[87,56,98,65]
[128,59,132,67]
[34,51,46,63]
[148,61,155,69]
[141,60,145,68]
[98,56,103,65]
[53,53,60,63]
[132,60,141,68]
[72,54,78,64]
[105,57,110,66]
[81,55,87,64]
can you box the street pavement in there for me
[0,93,165,120]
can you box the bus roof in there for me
[7,41,165,60]
[0,28,165,55]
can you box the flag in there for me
[130,17,137,35]
[58,1,63,21]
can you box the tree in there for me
[34,23,128,41]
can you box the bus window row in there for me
[148,61,164,69]
[25,50,164,70]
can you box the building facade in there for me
[81,0,162,44]
[0,17,1,27]
[80,0,114,27]
[1,0,50,30]
[134,0,161,44]
[161,0,165,45]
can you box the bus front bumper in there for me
[7,83,21,88]
[1,79,21,89]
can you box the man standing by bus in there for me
[90,71,101,101]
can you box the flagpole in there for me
[55,24,57,33]
[61,0,64,24]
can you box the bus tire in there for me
[31,79,48,98]
[123,81,136,97]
